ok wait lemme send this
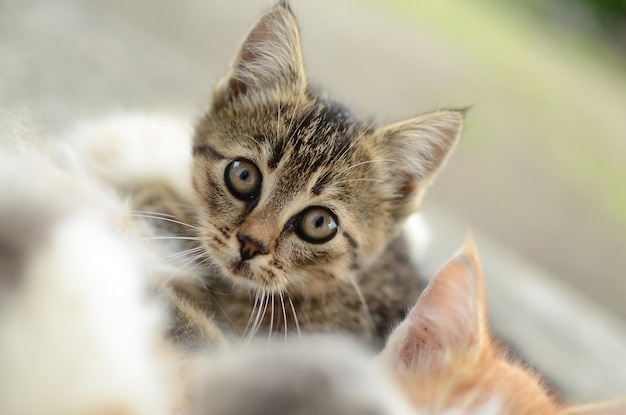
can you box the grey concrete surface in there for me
[1,0,625,401]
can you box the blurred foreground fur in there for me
[190,239,626,415]
[0,144,184,414]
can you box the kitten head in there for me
[379,236,563,414]
[192,2,463,295]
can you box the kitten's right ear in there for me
[211,2,306,110]
[380,236,488,373]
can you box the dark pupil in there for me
[238,170,249,181]
[314,216,325,228]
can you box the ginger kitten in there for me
[380,238,626,415]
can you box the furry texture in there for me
[46,2,462,348]
[182,1,463,345]
[193,3,463,295]
[0,149,185,415]
[190,336,416,415]
[379,238,565,415]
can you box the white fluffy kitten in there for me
[0,147,182,415]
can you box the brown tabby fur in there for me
[145,1,465,347]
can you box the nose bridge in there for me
[239,206,280,243]
[238,169,301,244]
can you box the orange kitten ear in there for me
[212,2,306,109]
[376,109,464,220]
[562,398,626,415]
[380,235,488,373]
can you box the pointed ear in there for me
[563,398,626,415]
[376,109,464,220]
[212,2,306,109]
[381,235,487,373]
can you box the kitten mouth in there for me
[226,259,273,291]
[228,259,252,280]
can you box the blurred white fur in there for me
[0,137,181,415]
[56,114,195,201]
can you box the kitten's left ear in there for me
[380,236,488,373]
[562,398,626,415]
[376,109,465,220]
[211,2,306,109]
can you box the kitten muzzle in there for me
[237,232,269,261]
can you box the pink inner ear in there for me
[384,247,486,372]
[398,178,418,197]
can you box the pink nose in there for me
[237,233,268,261]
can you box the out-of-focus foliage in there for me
[582,0,626,24]
[517,0,626,51]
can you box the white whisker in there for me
[285,90,304,142]
[250,292,269,342]
[247,290,267,343]
[171,251,212,277]
[268,292,275,342]
[244,290,260,337]
[287,294,301,340]
[124,213,200,231]
[279,291,288,343]
[129,210,178,219]
[349,276,372,328]
[162,246,205,263]
[138,235,203,242]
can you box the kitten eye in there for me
[225,159,262,200]
[295,206,338,244]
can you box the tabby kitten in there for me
[56,0,463,347]
[171,0,465,346]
